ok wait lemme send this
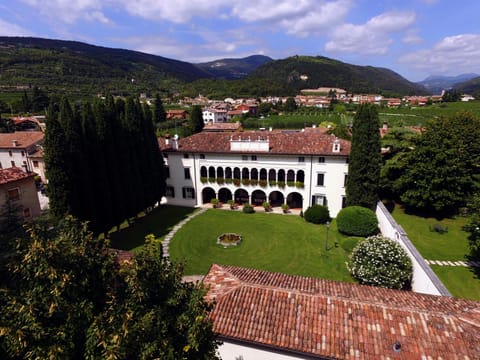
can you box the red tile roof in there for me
[0,131,44,149]
[160,129,350,156]
[0,167,36,185]
[204,122,242,132]
[204,264,480,359]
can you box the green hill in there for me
[454,76,480,97]
[196,55,273,79]
[249,56,428,96]
[0,36,211,97]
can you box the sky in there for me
[1,0,479,82]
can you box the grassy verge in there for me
[169,209,357,281]
[109,205,197,253]
[391,204,480,300]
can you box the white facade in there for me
[162,134,349,216]
[218,341,309,360]
[202,109,228,124]
[0,144,30,172]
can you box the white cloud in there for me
[402,29,422,45]
[20,0,111,25]
[325,11,416,55]
[0,18,34,36]
[399,34,480,74]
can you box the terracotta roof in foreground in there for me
[0,167,35,185]
[0,131,44,149]
[160,129,350,156]
[204,264,480,360]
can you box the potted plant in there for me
[262,201,272,212]
[211,198,220,208]
[281,203,290,213]
[227,199,237,210]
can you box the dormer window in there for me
[332,138,340,153]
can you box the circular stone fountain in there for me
[217,233,242,248]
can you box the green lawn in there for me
[169,209,356,281]
[391,204,480,300]
[109,205,197,253]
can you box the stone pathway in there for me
[425,260,480,267]
[162,207,208,258]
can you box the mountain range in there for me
[417,73,479,94]
[0,36,435,98]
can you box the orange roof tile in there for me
[161,129,350,156]
[204,264,480,359]
[0,131,44,149]
[0,167,36,185]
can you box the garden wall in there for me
[376,201,451,296]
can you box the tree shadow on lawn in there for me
[109,205,196,251]
[383,199,457,221]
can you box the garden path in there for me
[425,260,480,267]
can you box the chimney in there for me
[332,137,341,153]
[12,140,18,147]
[172,134,179,151]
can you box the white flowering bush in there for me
[348,235,412,289]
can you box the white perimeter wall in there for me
[218,341,311,360]
[376,201,451,296]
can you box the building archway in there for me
[251,168,258,181]
[218,188,233,203]
[287,192,303,209]
[208,166,216,178]
[225,167,232,179]
[233,167,241,179]
[297,170,305,183]
[200,166,207,178]
[260,168,267,180]
[202,187,216,204]
[234,189,249,204]
[287,170,295,182]
[242,167,250,180]
[251,189,267,206]
[269,191,285,207]
[269,169,276,182]
[217,167,224,179]
[278,169,285,182]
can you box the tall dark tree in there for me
[396,112,480,214]
[284,97,297,112]
[44,104,71,218]
[21,90,31,113]
[346,103,381,210]
[153,93,166,123]
[187,105,204,135]
[30,86,50,113]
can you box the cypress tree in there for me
[153,93,166,123]
[188,105,204,135]
[346,104,381,210]
[44,104,70,218]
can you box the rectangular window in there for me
[184,168,191,179]
[23,208,31,218]
[251,155,257,161]
[183,153,189,159]
[318,157,325,163]
[33,160,39,168]
[242,155,248,161]
[7,188,20,201]
[312,195,326,206]
[342,196,347,208]
[298,156,305,162]
[317,173,325,186]
[166,186,175,198]
[21,151,25,157]
[200,154,205,159]
[182,187,195,199]
[344,174,348,187]
[8,150,12,157]
[11,161,15,167]
[165,166,170,178]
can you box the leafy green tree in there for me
[21,90,31,113]
[153,93,166,123]
[463,193,480,260]
[0,216,117,359]
[86,237,220,359]
[0,219,219,359]
[346,104,381,210]
[30,86,50,113]
[396,112,480,214]
[442,89,461,102]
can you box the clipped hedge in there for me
[336,206,378,236]
[304,205,330,224]
[242,204,255,214]
[348,235,412,289]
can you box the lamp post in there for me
[325,221,330,251]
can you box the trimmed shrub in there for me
[304,205,330,224]
[242,204,255,214]
[348,235,412,289]
[336,206,378,236]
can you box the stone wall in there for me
[376,201,451,296]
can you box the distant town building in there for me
[0,131,44,174]
[0,167,41,221]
